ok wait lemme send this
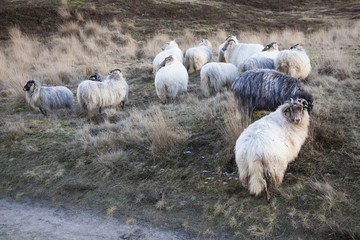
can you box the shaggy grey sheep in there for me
[231,69,313,115]
[235,98,310,202]
[184,38,213,73]
[155,55,188,103]
[77,69,128,116]
[200,62,238,97]
[275,44,311,80]
[238,57,275,74]
[23,80,73,116]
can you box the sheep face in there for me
[161,40,177,50]
[200,38,212,47]
[89,73,102,81]
[290,44,304,51]
[262,42,279,52]
[160,55,174,68]
[109,69,121,74]
[222,39,235,51]
[23,80,36,92]
[283,98,309,124]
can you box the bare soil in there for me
[0,198,197,240]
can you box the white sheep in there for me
[234,98,310,202]
[152,40,183,76]
[222,39,264,67]
[23,80,73,117]
[275,44,311,80]
[217,35,238,62]
[200,62,238,97]
[154,55,188,103]
[77,69,128,116]
[184,38,213,73]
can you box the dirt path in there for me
[0,199,196,240]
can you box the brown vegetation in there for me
[0,1,360,239]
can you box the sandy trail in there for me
[0,198,195,240]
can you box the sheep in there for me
[235,98,310,202]
[238,57,275,74]
[222,39,264,67]
[88,73,105,82]
[154,55,188,103]
[152,40,184,76]
[231,69,313,115]
[249,42,280,60]
[23,80,73,117]
[77,69,128,117]
[200,62,238,97]
[217,35,238,62]
[275,44,311,80]
[184,38,213,73]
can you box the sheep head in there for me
[107,69,122,81]
[262,42,279,52]
[290,44,305,52]
[200,38,212,48]
[161,40,178,50]
[23,80,37,92]
[282,98,309,124]
[222,39,236,51]
[159,55,174,68]
[89,73,103,82]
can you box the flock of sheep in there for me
[22,35,314,202]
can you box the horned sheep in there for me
[231,69,313,115]
[23,80,73,117]
[152,40,184,76]
[200,62,238,97]
[275,44,311,80]
[222,39,264,67]
[77,69,128,116]
[217,35,238,62]
[184,38,213,73]
[235,98,310,202]
[154,55,188,103]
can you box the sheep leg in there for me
[99,107,102,114]
[39,107,48,117]
[120,101,125,110]
[265,175,272,203]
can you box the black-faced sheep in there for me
[23,80,73,117]
[184,38,213,73]
[152,40,184,76]
[154,55,188,103]
[235,98,310,202]
[275,44,311,80]
[222,39,264,67]
[249,42,280,60]
[88,73,105,82]
[231,69,313,115]
[200,62,238,97]
[77,69,129,117]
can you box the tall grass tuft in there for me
[144,106,188,153]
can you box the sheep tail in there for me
[200,73,210,97]
[248,159,266,196]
